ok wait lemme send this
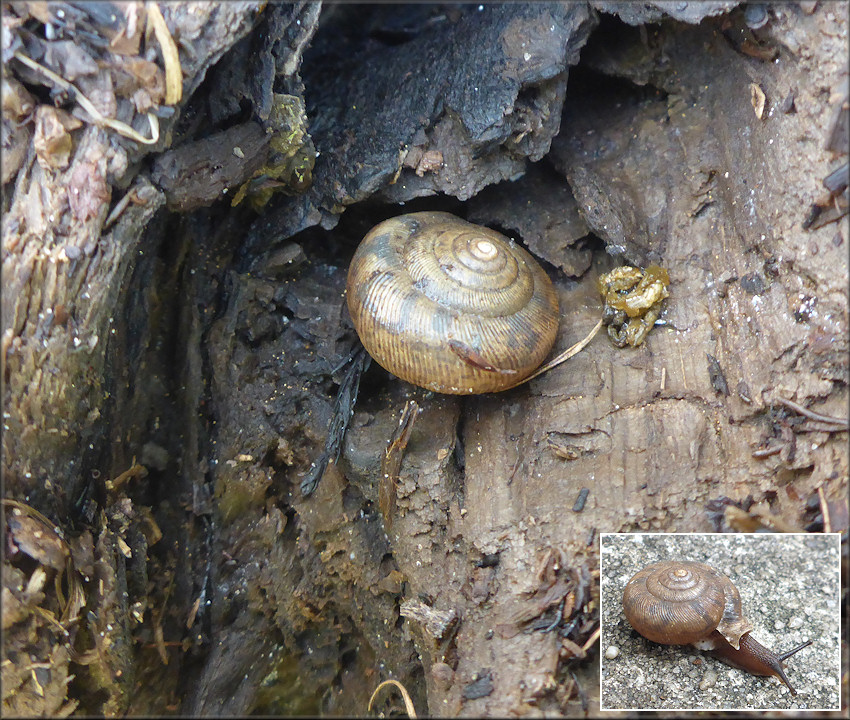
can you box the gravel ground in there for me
[599,533,841,711]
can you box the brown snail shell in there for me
[622,560,752,647]
[621,560,811,695]
[346,212,559,394]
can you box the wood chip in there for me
[146,3,182,105]
[379,400,420,530]
[399,599,458,640]
[750,83,766,120]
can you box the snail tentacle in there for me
[777,639,813,662]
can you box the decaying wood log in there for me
[2,1,847,717]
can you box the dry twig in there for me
[13,51,160,145]
[146,3,183,105]
[775,396,848,429]
[368,679,417,718]
[581,625,601,653]
[817,486,832,534]
[508,318,604,389]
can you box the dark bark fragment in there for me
[591,1,738,26]
[242,3,598,248]
[151,122,271,211]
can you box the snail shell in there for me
[622,560,752,647]
[346,212,559,394]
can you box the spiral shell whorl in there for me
[346,212,559,394]
[402,217,534,315]
[622,561,728,645]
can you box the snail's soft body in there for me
[346,212,559,394]
[621,560,811,695]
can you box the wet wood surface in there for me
[2,2,847,716]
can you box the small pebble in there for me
[605,645,620,660]
[744,3,769,29]
[789,616,805,629]
[779,91,796,114]
[740,272,766,295]
[699,669,718,690]
[431,662,454,692]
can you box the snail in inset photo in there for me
[346,212,560,394]
[621,560,812,695]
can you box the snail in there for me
[621,561,811,695]
[346,212,559,394]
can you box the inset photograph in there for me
[600,533,840,711]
